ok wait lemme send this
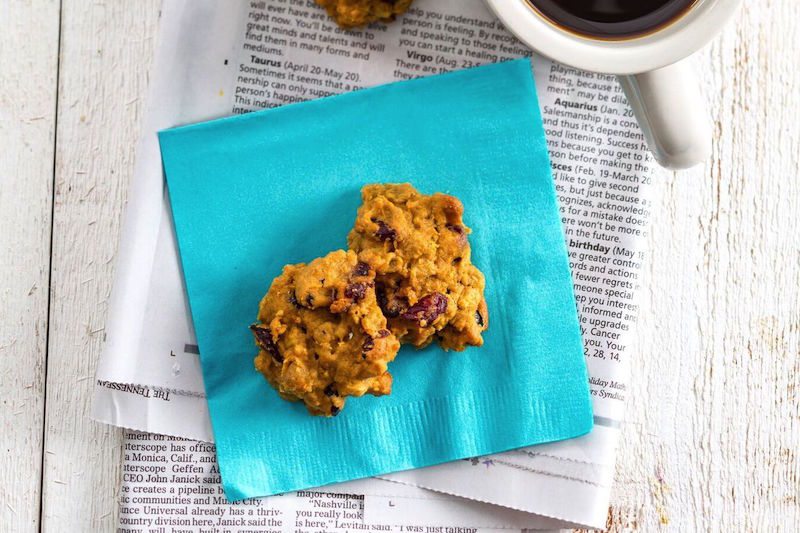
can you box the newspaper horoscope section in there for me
[97,0,655,530]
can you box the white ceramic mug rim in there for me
[484,0,742,75]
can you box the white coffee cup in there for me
[484,0,743,169]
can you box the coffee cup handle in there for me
[617,59,711,170]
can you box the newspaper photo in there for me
[95,0,657,530]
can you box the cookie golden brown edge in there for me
[252,250,400,416]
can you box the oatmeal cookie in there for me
[348,183,488,351]
[315,0,414,28]
[252,250,400,416]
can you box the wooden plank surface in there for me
[0,0,794,530]
[39,0,161,530]
[612,0,800,530]
[0,1,60,531]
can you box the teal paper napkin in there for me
[159,58,592,501]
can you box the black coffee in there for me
[527,0,696,39]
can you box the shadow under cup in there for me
[525,0,699,40]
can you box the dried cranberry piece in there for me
[324,383,338,397]
[446,223,467,246]
[353,261,370,277]
[330,405,340,416]
[401,293,448,325]
[249,324,283,363]
[362,336,375,353]
[377,329,391,338]
[344,282,368,302]
[288,290,302,309]
[374,220,397,242]
[475,310,485,327]
[305,294,315,308]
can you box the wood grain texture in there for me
[1,0,794,530]
[39,0,161,530]
[0,1,60,531]
[611,0,800,531]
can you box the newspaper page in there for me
[94,0,656,529]
[118,431,571,533]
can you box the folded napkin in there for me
[158,58,592,501]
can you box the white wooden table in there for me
[1,1,798,531]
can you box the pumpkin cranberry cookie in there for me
[315,0,413,28]
[348,183,489,351]
[251,250,400,416]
